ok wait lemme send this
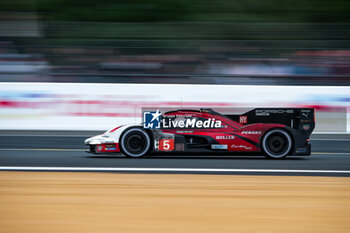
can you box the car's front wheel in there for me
[262,129,292,159]
[120,127,151,158]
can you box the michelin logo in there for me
[143,109,162,129]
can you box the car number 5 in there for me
[159,139,174,151]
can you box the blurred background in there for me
[0,0,349,133]
[0,0,350,85]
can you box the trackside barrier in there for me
[0,83,349,132]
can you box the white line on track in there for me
[0,166,350,174]
[313,152,350,155]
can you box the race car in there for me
[84,108,315,159]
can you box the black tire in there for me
[120,128,151,158]
[262,129,292,159]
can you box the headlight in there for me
[89,140,102,145]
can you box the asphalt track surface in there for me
[0,131,350,177]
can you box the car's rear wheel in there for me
[120,128,151,158]
[262,129,292,159]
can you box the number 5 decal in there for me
[158,139,174,151]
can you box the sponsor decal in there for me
[144,109,222,129]
[240,116,247,124]
[105,147,116,151]
[301,112,309,118]
[211,144,228,150]
[143,109,162,129]
[216,135,235,140]
[104,144,116,151]
[162,117,222,129]
[241,131,261,135]
[301,109,311,112]
[231,144,252,150]
[96,145,103,152]
[302,124,310,130]
[176,130,193,134]
[158,139,175,151]
[255,109,294,116]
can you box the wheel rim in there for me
[125,133,147,154]
[267,134,287,154]
[121,128,150,157]
[262,129,292,158]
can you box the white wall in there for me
[0,82,349,132]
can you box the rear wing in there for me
[227,108,315,133]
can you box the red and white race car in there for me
[84,108,315,159]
